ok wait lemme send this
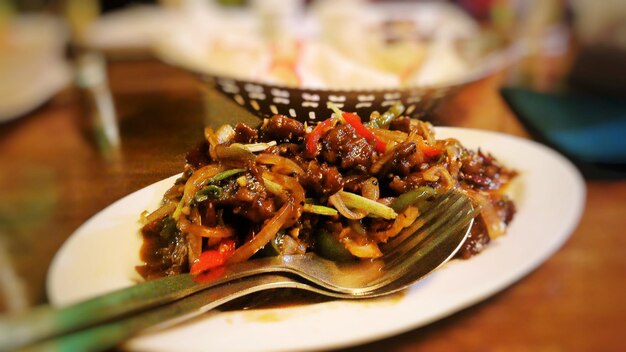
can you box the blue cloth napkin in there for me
[501,88,626,165]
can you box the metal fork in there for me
[16,272,440,352]
[0,191,477,351]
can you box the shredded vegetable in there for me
[391,187,437,213]
[303,204,338,216]
[369,102,405,129]
[305,117,334,155]
[137,105,517,279]
[336,191,397,220]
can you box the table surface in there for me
[1,58,624,351]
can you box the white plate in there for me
[0,15,71,123]
[47,127,585,352]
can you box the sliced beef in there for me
[389,116,412,133]
[320,124,374,170]
[456,217,490,259]
[213,175,276,223]
[234,123,258,144]
[388,173,432,194]
[378,142,425,177]
[496,196,516,225]
[137,217,189,280]
[342,174,370,194]
[261,115,305,143]
[185,141,211,169]
[459,149,516,190]
[299,160,344,197]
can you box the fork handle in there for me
[0,257,280,351]
[17,274,307,352]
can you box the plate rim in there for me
[46,127,586,351]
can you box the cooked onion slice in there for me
[329,192,367,220]
[471,191,505,239]
[262,172,305,228]
[226,199,294,264]
[338,228,382,259]
[234,141,277,153]
[142,201,176,224]
[174,165,224,219]
[184,207,200,264]
[261,175,284,196]
[178,212,235,239]
[215,124,235,144]
[204,127,218,160]
[257,153,305,176]
[361,177,380,200]
[371,129,408,148]
[369,145,398,174]
[226,171,306,263]
[215,144,256,162]
[337,191,397,220]
[343,240,382,259]
[422,165,456,190]
[371,206,420,242]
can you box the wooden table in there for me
[1,59,624,351]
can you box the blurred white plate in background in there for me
[0,15,71,123]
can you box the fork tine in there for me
[372,215,476,291]
[384,198,474,268]
[382,196,472,269]
[382,192,466,258]
[369,193,476,289]
[382,192,460,255]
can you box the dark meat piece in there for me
[388,173,431,194]
[233,195,276,223]
[293,213,319,250]
[279,143,302,157]
[322,220,344,237]
[365,217,393,233]
[265,143,302,158]
[456,217,490,259]
[459,149,516,190]
[381,142,424,176]
[389,116,412,133]
[215,175,276,223]
[496,196,516,224]
[185,141,211,169]
[137,217,189,280]
[342,174,370,194]
[261,115,305,143]
[320,124,374,170]
[299,160,344,197]
[234,123,258,144]
[457,195,515,259]
[141,218,164,238]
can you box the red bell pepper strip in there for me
[342,112,387,153]
[190,238,236,275]
[305,117,334,155]
[418,140,443,158]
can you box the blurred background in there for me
[1,0,625,119]
[0,0,625,318]
[1,0,624,118]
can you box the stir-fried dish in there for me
[137,104,517,280]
